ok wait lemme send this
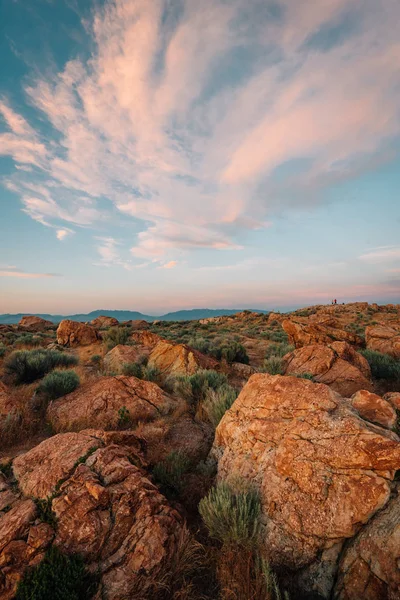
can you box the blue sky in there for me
[0,0,399,315]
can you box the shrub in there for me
[0,343,6,358]
[122,361,143,378]
[5,349,78,384]
[261,356,285,375]
[90,354,101,365]
[15,545,98,600]
[359,349,400,380]
[265,343,293,359]
[38,370,80,400]
[117,405,131,428]
[152,450,191,498]
[103,326,130,350]
[199,482,261,547]
[175,369,228,405]
[291,372,315,381]
[203,384,238,427]
[220,341,249,365]
[122,361,161,383]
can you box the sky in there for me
[0,0,400,315]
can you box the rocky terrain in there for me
[0,302,399,599]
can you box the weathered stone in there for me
[91,315,119,328]
[282,318,363,349]
[18,316,53,331]
[103,344,146,373]
[57,319,100,347]
[148,340,219,376]
[351,389,397,429]
[365,323,400,359]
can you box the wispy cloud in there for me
[56,228,74,241]
[1,0,400,264]
[359,246,400,263]
[0,270,58,278]
[159,260,178,269]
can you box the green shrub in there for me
[103,327,130,350]
[15,545,97,600]
[175,369,228,404]
[291,372,315,381]
[203,384,238,427]
[199,482,261,547]
[0,343,6,358]
[90,354,101,365]
[117,405,131,428]
[5,349,78,384]
[122,361,161,383]
[220,341,249,365]
[359,349,400,380]
[265,342,293,359]
[38,370,80,400]
[122,361,143,378]
[34,497,57,528]
[152,450,191,498]
[261,356,285,375]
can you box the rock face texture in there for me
[148,340,219,376]
[18,315,53,331]
[351,389,397,429]
[90,315,119,328]
[57,319,100,347]
[365,324,400,359]
[334,487,400,600]
[0,383,13,420]
[282,318,363,349]
[282,341,373,397]
[131,330,161,350]
[103,344,146,373]
[126,319,150,330]
[46,376,174,432]
[212,374,400,598]
[1,432,183,600]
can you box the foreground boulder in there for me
[365,323,400,359]
[18,315,53,331]
[282,341,373,397]
[57,319,100,347]
[103,344,146,373]
[90,315,119,328]
[212,374,400,598]
[334,487,400,600]
[282,318,363,349]
[350,389,397,429]
[47,376,175,432]
[1,431,183,600]
[148,340,219,376]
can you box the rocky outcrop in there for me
[2,431,183,600]
[46,376,174,432]
[365,323,400,359]
[103,344,146,373]
[334,487,400,600]
[131,330,161,350]
[351,389,397,429]
[18,315,53,331]
[90,315,119,328]
[282,318,363,349]
[212,374,400,598]
[384,392,400,410]
[125,319,150,330]
[282,341,373,397]
[57,319,100,347]
[148,340,219,376]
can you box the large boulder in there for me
[18,315,53,331]
[131,330,161,350]
[2,431,183,600]
[46,376,175,432]
[90,315,119,328]
[282,318,363,349]
[57,319,100,347]
[351,389,397,429]
[334,486,400,600]
[148,340,219,376]
[212,374,400,598]
[125,319,150,330]
[103,344,146,373]
[282,341,373,397]
[365,323,400,359]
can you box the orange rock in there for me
[57,319,100,347]
[334,486,400,600]
[90,315,119,328]
[131,330,161,349]
[46,376,174,432]
[103,344,146,373]
[18,315,54,331]
[282,341,372,397]
[212,374,400,597]
[125,319,150,330]
[365,323,400,358]
[282,318,363,348]
[384,392,400,411]
[351,390,397,429]
[148,339,219,376]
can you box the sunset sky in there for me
[1,0,399,315]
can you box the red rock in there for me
[351,390,397,429]
[148,340,219,376]
[384,392,400,411]
[365,323,400,359]
[125,319,150,330]
[103,344,146,373]
[90,315,119,328]
[18,316,54,331]
[57,319,100,347]
[282,319,363,348]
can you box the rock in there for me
[131,330,161,350]
[365,324,400,359]
[282,341,373,397]
[282,318,363,349]
[103,344,146,373]
[334,486,400,600]
[148,339,219,376]
[18,316,53,331]
[46,376,175,432]
[267,312,285,324]
[57,319,100,347]
[2,432,183,600]
[125,319,150,330]
[212,374,400,598]
[351,390,397,429]
[90,315,119,328]
[384,392,400,411]
[0,383,14,421]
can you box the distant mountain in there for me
[0,308,269,325]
